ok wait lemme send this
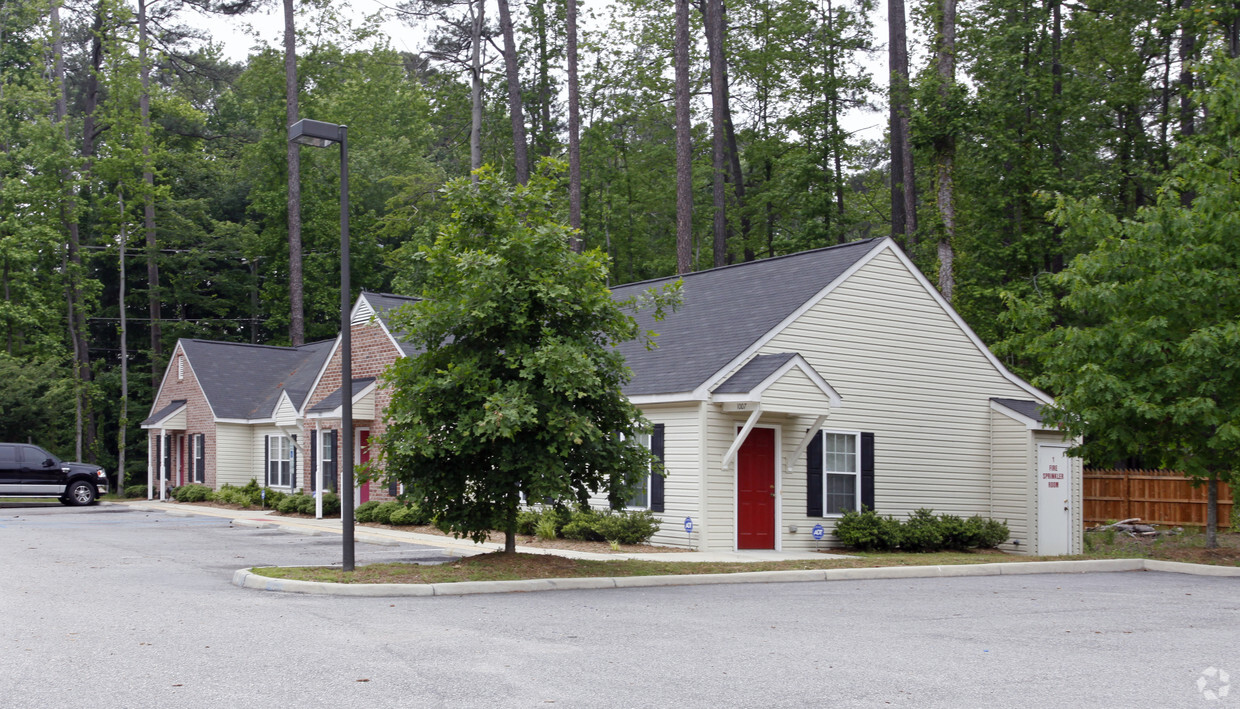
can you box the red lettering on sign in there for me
[1049,482,1059,488]
[1049,465,1058,472]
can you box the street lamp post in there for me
[288,118,355,571]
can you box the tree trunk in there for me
[717,0,749,261]
[934,0,956,301]
[67,2,104,463]
[1179,0,1195,140]
[566,0,582,245]
[284,0,304,346]
[497,0,530,185]
[888,0,915,244]
[138,0,162,382]
[470,0,484,176]
[674,0,693,274]
[706,0,727,268]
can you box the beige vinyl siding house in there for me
[144,237,1083,555]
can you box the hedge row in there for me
[516,507,660,545]
[167,480,340,517]
[833,507,1009,552]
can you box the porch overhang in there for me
[141,400,187,430]
[710,353,841,414]
[305,378,377,420]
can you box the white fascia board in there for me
[139,401,187,429]
[627,392,704,406]
[146,340,222,422]
[299,333,343,418]
[989,399,1055,431]
[215,417,275,425]
[882,242,1054,404]
[691,239,889,400]
[361,295,414,358]
[754,355,843,407]
[304,379,378,421]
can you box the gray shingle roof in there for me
[308,378,377,414]
[178,339,334,420]
[361,292,422,356]
[991,398,1045,423]
[142,399,186,426]
[713,353,798,394]
[612,238,884,396]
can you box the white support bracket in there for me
[721,405,763,471]
[783,414,829,475]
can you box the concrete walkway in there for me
[117,500,848,562]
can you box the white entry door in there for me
[1037,444,1072,555]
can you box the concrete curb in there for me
[231,557,1232,598]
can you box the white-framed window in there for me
[823,431,860,515]
[193,434,205,484]
[268,435,292,488]
[319,429,335,492]
[625,432,652,510]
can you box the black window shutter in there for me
[650,423,665,512]
[309,430,317,492]
[290,434,298,489]
[263,435,270,487]
[196,434,205,483]
[164,435,172,480]
[860,432,875,511]
[807,430,823,517]
[330,430,338,491]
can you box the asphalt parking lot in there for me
[2,503,1237,708]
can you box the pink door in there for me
[358,430,371,504]
[737,427,776,549]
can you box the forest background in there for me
[2,0,1236,487]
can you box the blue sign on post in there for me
[684,517,694,534]
[812,523,825,541]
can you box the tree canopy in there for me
[1005,53,1240,546]
[376,162,674,551]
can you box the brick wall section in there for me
[147,343,217,490]
[304,322,402,501]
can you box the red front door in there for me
[737,427,776,549]
[358,430,371,504]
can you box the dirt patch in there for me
[254,548,1030,585]
[1085,529,1240,565]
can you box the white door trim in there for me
[732,423,782,552]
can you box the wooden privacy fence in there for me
[1084,469,1233,529]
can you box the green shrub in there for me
[212,485,255,507]
[560,518,602,541]
[238,479,263,506]
[593,510,661,545]
[937,514,976,551]
[516,509,542,536]
[900,508,946,552]
[320,492,341,517]
[973,517,1010,548]
[355,500,382,524]
[173,484,211,503]
[276,495,301,515]
[535,516,558,540]
[295,494,316,515]
[389,504,425,526]
[372,500,403,525]
[833,507,902,551]
[124,484,149,498]
[260,488,287,509]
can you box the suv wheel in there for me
[65,480,97,506]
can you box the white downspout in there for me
[159,427,166,501]
[147,433,153,500]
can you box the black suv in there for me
[0,443,108,505]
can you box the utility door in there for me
[737,427,777,549]
[1037,444,1072,555]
